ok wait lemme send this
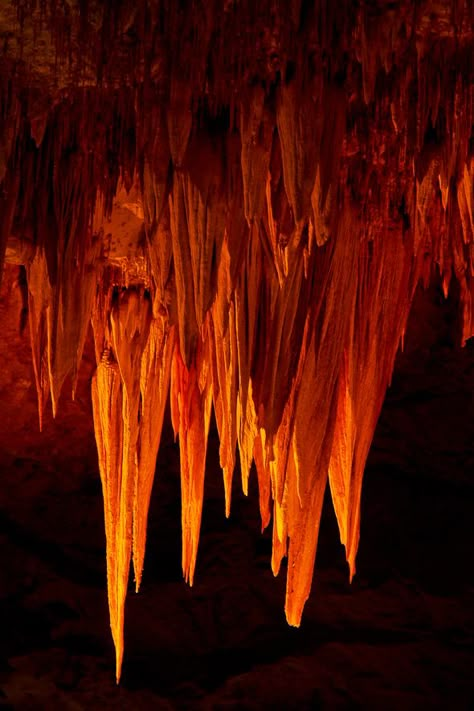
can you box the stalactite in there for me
[92,288,152,682]
[91,351,124,682]
[208,302,238,517]
[26,250,52,430]
[133,315,175,591]
[170,334,213,586]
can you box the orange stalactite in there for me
[253,431,272,533]
[91,355,124,683]
[26,251,52,431]
[170,335,213,587]
[133,317,175,593]
[92,289,152,682]
[208,301,239,518]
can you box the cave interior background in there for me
[0,0,473,707]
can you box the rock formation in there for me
[1,0,473,681]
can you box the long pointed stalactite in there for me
[1,0,474,682]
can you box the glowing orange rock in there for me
[133,317,175,591]
[170,335,213,586]
[92,290,152,681]
[240,86,274,222]
[26,251,52,430]
[92,354,125,681]
[169,172,199,368]
[208,303,238,517]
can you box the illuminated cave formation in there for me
[1,0,473,682]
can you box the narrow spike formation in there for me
[1,0,474,681]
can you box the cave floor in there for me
[0,270,473,710]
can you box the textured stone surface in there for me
[0,0,473,683]
[0,268,473,707]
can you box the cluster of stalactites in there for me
[1,0,474,682]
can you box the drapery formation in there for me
[1,0,473,681]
